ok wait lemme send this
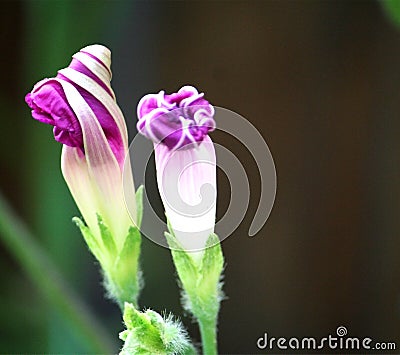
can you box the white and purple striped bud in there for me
[25,45,140,306]
[26,45,136,250]
[137,86,216,261]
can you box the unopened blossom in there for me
[25,45,140,306]
[26,44,136,247]
[137,86,216,260]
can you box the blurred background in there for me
[1,0,400,354]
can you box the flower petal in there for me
[137,86,215,150]
[58,67,128,167]
[61,145,99,237]
[59,78,133,250]
[154,135,216,258]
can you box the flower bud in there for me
[25,44,140,307]
[137,86,216,261]
[137,87,224,352]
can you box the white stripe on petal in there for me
[180,93,204,107]
[72,51,115,100]
[80,44,112,76]
[58,67,128,150]
[157,90,175,109]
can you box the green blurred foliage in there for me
[382,0,400,26]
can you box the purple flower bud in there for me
[25,45,136,251]
[25,44,126,168]
[137,86,217,259]
[137,86,216,150]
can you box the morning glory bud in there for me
[25,45,141,308]
[137,86,216,257]
[137,86,224,354]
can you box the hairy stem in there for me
[199,317,218,355]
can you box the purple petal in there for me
[137,93,161,118]
[73,85,124,167]
[26,79,83,148]
[137,86,216,150]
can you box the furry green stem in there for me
[199,317,217,355]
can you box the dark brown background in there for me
[1,1,400,354]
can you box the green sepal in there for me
[73,216,103,264]
[97,214,117,260]
[165,232,198,290]
[73,185,144,309]
[119,303,197,355]
[135,185,144,228]
[165,225,224,323]
[199,234,224,292]
[105,225,142,309]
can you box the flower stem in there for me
[0,191,114,353]
[199,317,218,355]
